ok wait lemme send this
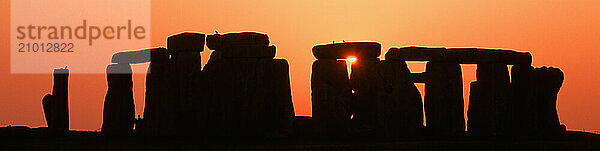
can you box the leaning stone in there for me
[167,32,206,53]
[312,42,381,59]
[424,61,465,136]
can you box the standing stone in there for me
[350,58,386,137]
[468,63,510,136]
[167,33,205,134]
[141,48,177,136]
[204,32,294,138]
[41,68,69,135]
[379,60,424,137]
[311,59,352,137]
[532,67,565,136]
[424,62,464,136]
[508,65,537,136]
[102,64,135,136]
[467,81,491,136]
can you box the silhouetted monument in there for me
[204,32,294,138]
[101,64,135,136]
[41,67,70,135]
[94,31,569,140]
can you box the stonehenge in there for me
[41,68,70,135]
[96,31,566,139]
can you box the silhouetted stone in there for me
[385,47,532,65]
[41,68,69,135]
[169,33,204,132]
[410,73,427,83]
[467,81,491,136]
[385,47,445,61]
[206,32,269,50]
[203,34,294,138]
[379,60,424,137]
[220,45,276,58]
[509,66,566,136]
[312,42,381,59]
[311,59,352,137]
[474,63,510,136]
[111,49,152,64]
[167,32,206,53]
[141,48,178,136]
[350,58,386,137]
[101,64,135,136]
[532,66,565,136]
[508,65,535,134]
[424,62,464,136]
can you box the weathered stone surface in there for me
[219,45,276,58]
[206,32,269,50]
[350,58,385,136]
[312,42,381,59]
[41,68,69,135]
[424,62,464,136]
[167,32,206,53]
[385,47,532,65]
[379,60,424,137]
[311,59,352,137]
[102,64,135,136]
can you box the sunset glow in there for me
[347,56,357,63]
[0,0,598,133]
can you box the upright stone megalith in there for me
[424,62,464,136]
[468,63,510,136]
[42,67,70,135]
[311,59,351,137]
[204,32,294,138]
[102,64,135,136]
[168,33,205,133]
[532,66,565,136]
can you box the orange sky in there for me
[0,0,599,133]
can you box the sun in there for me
[347,56,357,63]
